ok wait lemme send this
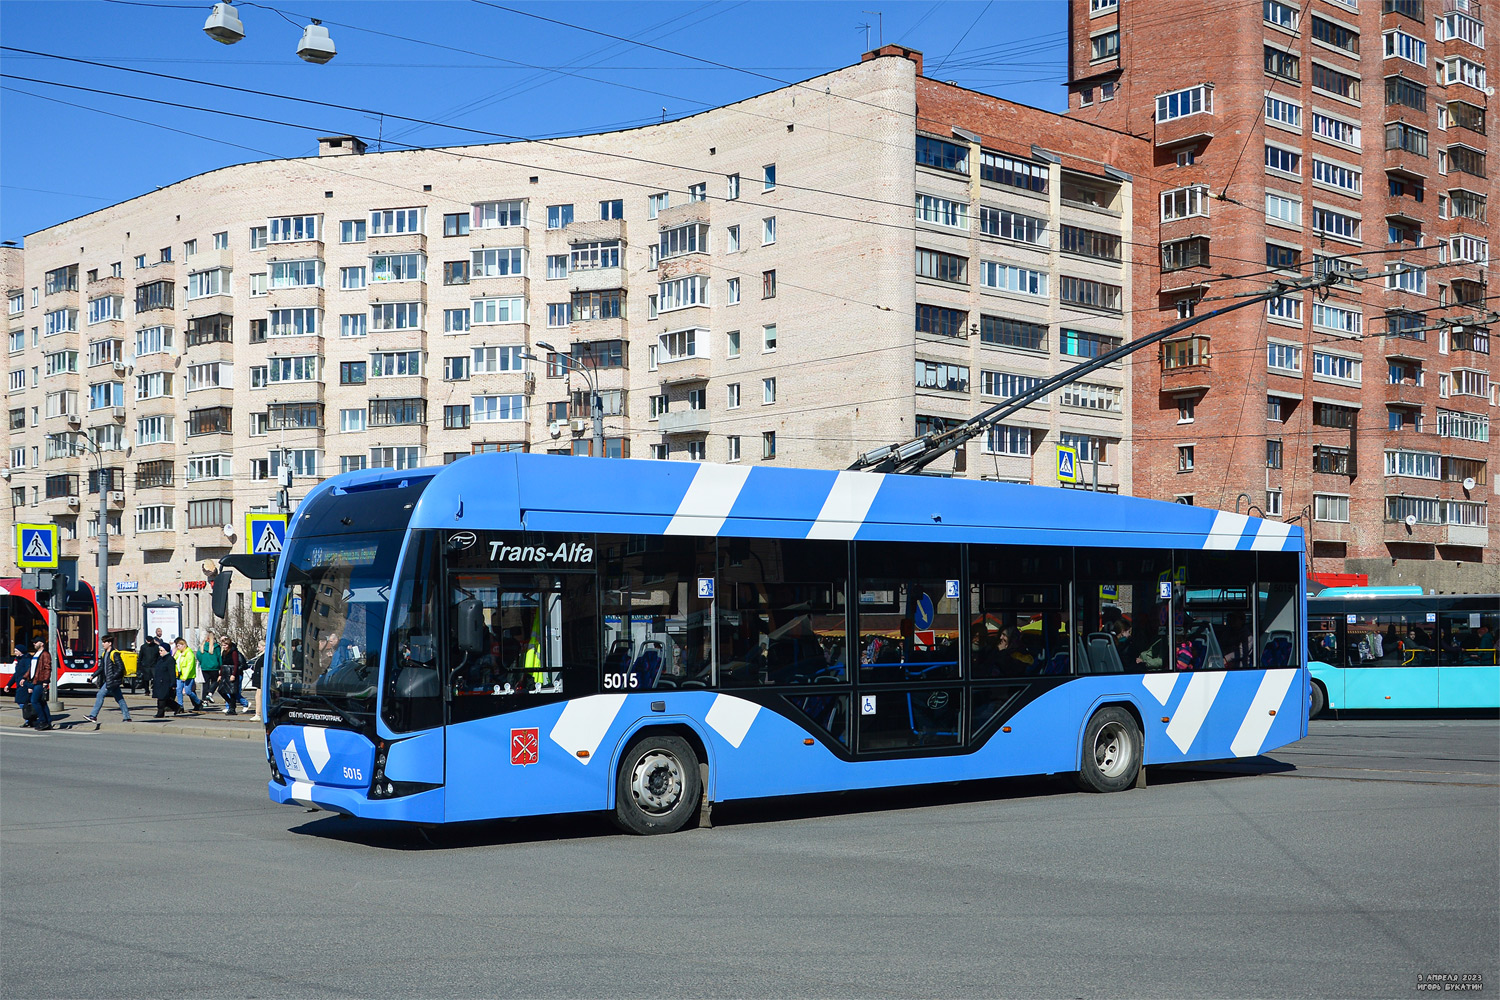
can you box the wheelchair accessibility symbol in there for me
[861,695,877,716]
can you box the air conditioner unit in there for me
[109,491,125,504]
[113,361,127,374]
[66,496,80,508]
[66,414,81,427]
[112,406,126,419]
[569,418,589,434]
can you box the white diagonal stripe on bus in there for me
[1141,672,1179,707]
[1251,519,1295,552]
[1229,669,1299,757]
[549,694,627,766]
[705,694,761,748]
[664,464,753,536]
[806,471,884,540]
[303,726,331,774]
[1202,510,1252,550]
[1164,671,1227,753]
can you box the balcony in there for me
[1160,337,1212,392]
[563,218,627,245]
[468,227,524,251]
[657,360,710,385]
[86,274,125,298]
[1446,523,1488,547]
[1153,115,1215,150]
[657,200,710,230]
[264,284,324,311]
[568,267,624,294]
[657,409,711,435]
[186,248,235,271]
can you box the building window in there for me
[762,270,777,299]
[658,328,701,363]
[1312,63,1359,101]
[1264,0,1298,29]
[1161,237,1210,271]
[1060,328,1120,358]
[762,324,777,352]
[916,305,967,339]
[915,360,970,393]
[688,183,706,203]
[443,309,470,334]
[647,192,668,219]
[443,404,471,430]
[547,204,574,230]
[269,215,318,243]
[443,260,470,285]
[1313,350,1362,381]
[1267,243,1300,270]
[1265,96,1301,130]
[762,377,776,404]
[339,361,366,385]
[471,297,526,325]
[1386,76,1426,112]
[341,266,367,290]
[1267,439,1283,469]
[1311,158,1361,194]
[1311,111,1361,148]
[1161,185,1210,221]
[1265,192,1301,225]
[340,219,367,243]
[1090,30,1119,61]
[981,315,1046,351]
[1264,45,1299,82]
[599,199,623,221]
[983,425,1032,457]
[470,202,521,229]
[1265,144,1301,175]
[761,431,776,459]
[916,249,968,285]
[1314,495,1349,522]
[979,151,1047,193]
[1312,207,1360,241]
[1177,398,1196,424]
[1383,29,1426,65]
[1268,342,1303,372]
[1059,276,1120,312]
[248,227,267,250]
[1177,446,1195,472]
[1156,85,1210,122]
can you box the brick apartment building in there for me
[2,49,1151,631]
[1066,0,1498,590]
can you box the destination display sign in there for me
[445,531,597,571]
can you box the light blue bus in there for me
[1307,587,1499,717]
[260,455,1308,833]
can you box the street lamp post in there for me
[531,342,605,458]
[70,432,110,713]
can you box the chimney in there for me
[861,44,923,76]
[318,135,367,157]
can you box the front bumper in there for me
[268,779,444,823]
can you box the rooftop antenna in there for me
[858,20,871,50]
[862,10,883,45]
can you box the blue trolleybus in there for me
[261,454,1309,834]
[1306,587,1499,717]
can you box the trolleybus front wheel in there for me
[1309,681,1327,720]
[613,733,701,835]
[1075,707,1141,793]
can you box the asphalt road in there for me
[1,717,1495,999]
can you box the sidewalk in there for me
[1,688,266,740]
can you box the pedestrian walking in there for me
[198,633,223,707]
[137,633,160,698]
[28,639,53,730]
[172,638,201,714]
[12,642,34,725]
[219,640,250,715]
[84,635,132,726]
[151,636,179,718]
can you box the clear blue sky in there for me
[0,0,1070,243]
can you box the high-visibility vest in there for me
[522,612,545,687]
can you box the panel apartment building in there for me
[2,48,1150,628]
[1067,0,1498,589]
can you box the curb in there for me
[1,702,265,741]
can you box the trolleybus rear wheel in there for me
[1075,707,1141,793]
[613,733,701,835]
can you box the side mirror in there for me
[210,570,233,620]
[455,598,486,653]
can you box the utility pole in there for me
[46,573,61,714]
[97,463,109,672]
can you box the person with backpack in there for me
[172,638,201,714]
[84,635,132,726]
[219,640,250,715]
[27,639,53,730]
[198,633,223,707]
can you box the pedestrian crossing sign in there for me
[1056,445,1081,484]
[15,523,59,569]
[245,513,287,613]
[246,513,287,555]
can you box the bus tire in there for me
[613,734,701,835]
[1074,707,1141,793]
[1309,681,1327,720]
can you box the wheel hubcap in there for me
[1094,722,1130,778]
[631,750,684,814]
